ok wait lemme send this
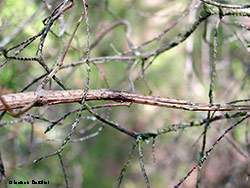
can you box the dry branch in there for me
[0,89,249,112]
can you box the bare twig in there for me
[155,112,247,135]
[143,11,211,58]
[174,114,250,187]
[138,138,150,188]
[197,14,222,187]
[1,89,249,112]
[83,103,138,138]
[58,152,69,188]
[115,142,137,188]
[139,2,202,47]
[0,151,7,188]
[200,0,250,9]
[90,20,135,51]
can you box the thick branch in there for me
[0,89,249,112]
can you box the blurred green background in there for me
[0,0,249,187]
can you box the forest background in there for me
[0,0,249,187]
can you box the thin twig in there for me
[197,15,222,187]
[200,0,250,9]
[0,151,7,188]
[115,142,137,188]
[174,114,250,187]
[58,152,70,188]
[138,138,150,188]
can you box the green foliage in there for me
[0,64,17,89]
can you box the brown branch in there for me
[142,10,211,58]
[0,89,249,112]
[90,20,134,50]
